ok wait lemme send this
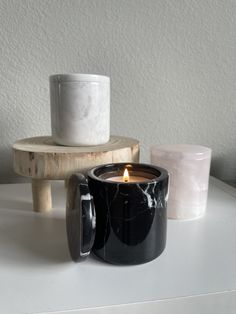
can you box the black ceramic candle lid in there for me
[66,174,96,261]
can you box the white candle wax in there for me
[107,176,150,183]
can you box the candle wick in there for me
[123,168,129,182]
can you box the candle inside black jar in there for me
[66,163,169,265]
[87,163,169,265]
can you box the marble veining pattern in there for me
[90,177,168,265]
[66,163,169,265]
[50,76,110,146]
[151,145,211,220]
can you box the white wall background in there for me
[0,0,236,183]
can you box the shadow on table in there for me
[0,199,33,211]
[0,211,72,267]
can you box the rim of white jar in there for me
[49,73,110,83]
[150,144,211,160]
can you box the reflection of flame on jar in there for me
[123,168,129,182]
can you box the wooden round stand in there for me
[13,136,139,212]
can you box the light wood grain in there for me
[13,135,140,212]
[31,179,52,212]
[13,136,139,180]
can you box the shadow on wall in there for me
[0,145,28,183]
[0,111,17,183]
[0,109,32,183]
[211,154,236,184]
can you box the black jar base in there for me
[92,244,166,266]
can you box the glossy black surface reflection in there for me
[88,163,169,265]
[66,174,96,261]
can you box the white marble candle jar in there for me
[151,144,211,220]
[50,74,110,146]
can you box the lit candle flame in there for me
[123,168,129,182]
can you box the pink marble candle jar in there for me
[150,145,211,220]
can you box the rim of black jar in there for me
[87,163,168,185]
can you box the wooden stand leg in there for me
[31,179,52,212]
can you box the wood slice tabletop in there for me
[13,135,140,180]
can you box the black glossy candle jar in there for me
[66,163,169,265]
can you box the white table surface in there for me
[0,178,235,314]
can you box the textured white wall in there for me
[0,0,236,183]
